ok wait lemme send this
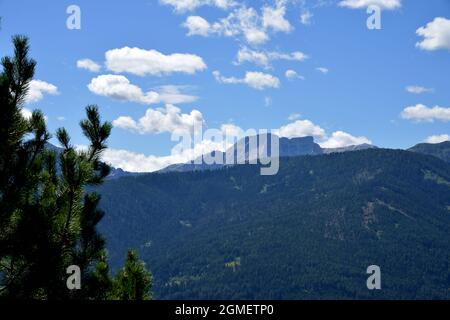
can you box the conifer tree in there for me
[112,250,153,300]
[0,36,152,300]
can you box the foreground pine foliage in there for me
[0,36,151,300]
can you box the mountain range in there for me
[90,138,450,299]
[160,135,376,173]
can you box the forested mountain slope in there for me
[409,141,450,163]
[96,149,450,299]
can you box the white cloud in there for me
[21,108,33,120]
[275,119,326,140]
[416,17,450,51]
[88,75,197,104]
[236,47,269,67]
[111,116,137,131]
[285,69,305,80]
[160,0,235,13]
[285,70,297,79]
[113,104,204,135]
[300,10,313,25]
[103,149,177,173]
[184,16,212,36]
[264,96,272,107]
[401,104,450,122]
[25,80,59,104]
[405,85,434,94]
[103,135,232,173]
[183,2,293,45]
[425,134,450,144]
[216,6,269,45]
[241,28,269,45]
[320,131,372,148]
[57,116,66,121]
[262,2,292,33]
[338,0,401,10]
[105,47,207,76]
[316,67,329,74]
[213,70,280,90]
[20,107,48,122]
[236,47,308,68]
[275,117,372,148]
[89,75,159,104]
[77,59,101,72]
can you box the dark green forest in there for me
[409,141,450,163]
[97,149,450,299]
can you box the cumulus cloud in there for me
[113,104,204,135]
[235,47,308,68]
[262,2,292,33]
[89,75,159,104]
[275,119,326,140]
[285,69,305,80]
[103,149,177,173]
[88,75,197,104]
[416,17,450,51]
[213,70,280,90]
[184,16,212,36]
[103,148,172,172]
[275,118,372,148]
[320,131,372,148]
[25,80,59,104]
[338,0,401,10]
[183,2,293,45]
[425,134,450,144]
[105,47,207,76]
[103,135,232,173]
[236,47,270,67]
[285,70,297,79]
[401,104,450,122]
[77,59,101,72]
[316,67,329,74]
[192,7,268,45]
[405,85,434,94]
[160,0,235,13]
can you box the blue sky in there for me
[0,0,449,171]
